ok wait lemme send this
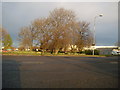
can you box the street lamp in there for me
[92,14,103,55]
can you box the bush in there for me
[58,51,65,53]
[94,49,99,55]
[77,51,85,54]
[85,50,99,55]
[85,50,92,55]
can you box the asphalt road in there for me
[2,56,119,88]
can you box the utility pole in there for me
[93,14,103,55]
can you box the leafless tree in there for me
[47,8,76,54]
[74,21,93,51]
[31,18,53,52]
[18,8,93,53]
[18,26,33,50]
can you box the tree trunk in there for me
[54,49,59,54]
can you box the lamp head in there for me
[99,14,103,17]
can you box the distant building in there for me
[66,45,119,55]
[84,46,119,55]
[67,45,78,51]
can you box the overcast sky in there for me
[1,2,118,47]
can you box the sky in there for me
[0,1,118,47]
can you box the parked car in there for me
[111,50,120,55]
[2,50,8,52]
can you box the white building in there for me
[84,46,118,50]
[84,46,119,55]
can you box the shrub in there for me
[94,49,99,55]
[85,50,92,55]
[85,50,99,55]
[77,51,85,54]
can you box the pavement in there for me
[2,56,119,88]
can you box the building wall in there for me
[84,46,119,55]
[97,48,113,55]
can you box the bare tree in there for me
[31,18,53,52]
[47,8,76,54]
[18,8,93,54]
[74,21,93,51]
[18,27,33,50]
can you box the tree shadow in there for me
[2,57,21,88]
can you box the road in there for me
[2,56,118,88]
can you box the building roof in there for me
[93,46,118,49]
[84,46,119,50]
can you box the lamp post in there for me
[92,14,103,55]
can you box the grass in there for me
[2,51,41,56]
[1,51,107,57]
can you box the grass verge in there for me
[1,51,107,57]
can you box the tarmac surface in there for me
[2,56,119,88]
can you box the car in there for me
[2,50,8,52]
[111,50,120,55]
